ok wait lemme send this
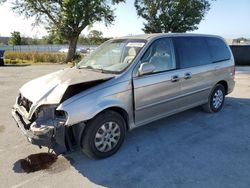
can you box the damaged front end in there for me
[12,95,69,154]
[11,67,115,154]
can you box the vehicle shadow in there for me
[63,96,250,188]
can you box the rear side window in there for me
[174,37,211,68]
[206,37,231,62]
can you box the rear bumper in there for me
[11,107,67,154]
[227,78,235,94]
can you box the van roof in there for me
[116,33,223,40]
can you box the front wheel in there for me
[81,110,126,159]
[202,84,225,113]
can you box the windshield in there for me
[77,39,146,73]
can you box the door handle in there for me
[184,72,192,80]
[171,75,180,82]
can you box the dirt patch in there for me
[0,125,5,133]
[14,153,58,173]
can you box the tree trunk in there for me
[65,35,79,63]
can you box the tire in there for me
[202,84,225,113]
[81,110,126,159]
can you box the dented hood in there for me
[20,67,115,104]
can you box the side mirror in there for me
[138,63,155,76]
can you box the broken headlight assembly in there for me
[32,105,66,121]
[30,105,68,137]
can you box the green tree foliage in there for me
[44,30,68,45]
[78,34,89,45]
[78,33,111,45]
[135,0,213,33]
[88,30,104,45]
[11,0,125,62]
[88,30,103,39]
[8,31,22,45]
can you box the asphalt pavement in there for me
[0,64,250,188]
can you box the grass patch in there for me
[4,51,67,64]
[4,59,33,65]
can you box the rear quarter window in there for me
[206,37,231,62]
[173,37,211,68]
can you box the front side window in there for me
[77,39,146,73]
[140,38,176,73]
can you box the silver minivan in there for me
[12,34,235,158]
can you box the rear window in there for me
[174,37,211,68]
[206,37,231,62]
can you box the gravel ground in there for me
[0,64,250,188]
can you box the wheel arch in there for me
[217,80,228,94]
[89,106,130,131]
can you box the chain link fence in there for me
[0,44,98,53]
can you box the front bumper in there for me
[11,106,67,154]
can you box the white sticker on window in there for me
[126,42,145,48]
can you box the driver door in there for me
[133,38,183,126]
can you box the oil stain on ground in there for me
[13,153,73,174]
[13,153,58,173]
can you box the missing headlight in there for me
[55,110,67,119]
[32,105,57,122]
[30,106,67,126]
[31,107,40,121]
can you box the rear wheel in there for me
[81,110,126,159]
[202,84,225,113]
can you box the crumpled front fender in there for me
[57,82,133,126]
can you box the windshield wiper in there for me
[77,65,94,69]
[78,65,105,73]
[77,65,118,74]
[99,69,118,74]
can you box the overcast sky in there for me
[0,0,249,39]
